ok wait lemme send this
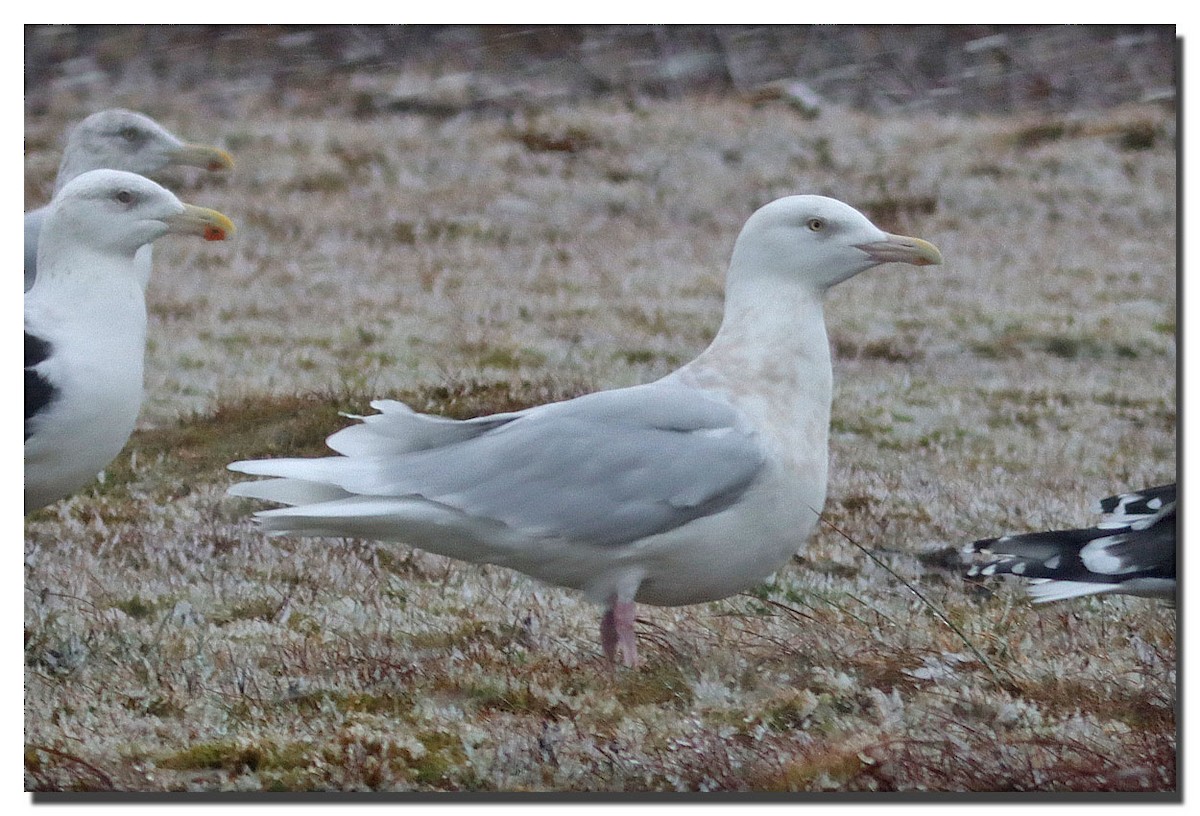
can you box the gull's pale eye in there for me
[115,190,134,205]
[806,217,825,231]
[119,127,140,142]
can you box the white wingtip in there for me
[1026,581,1117,602]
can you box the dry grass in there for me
[24,79,1176,794]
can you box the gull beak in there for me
[166,204,236,242]
[856,233,943,267]
[170,142,235,173]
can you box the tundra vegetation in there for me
[25,34,1175,793]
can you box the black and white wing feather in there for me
[964,484,1176,602]
[24,330,57,442]
[1096,484,1176,521]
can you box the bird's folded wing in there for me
[326,399,522,456]
[230,383,766,547]
[967,512,1175,584]
[1095,483,1176,521]
[24,329,57,438]
[25,208,46,283]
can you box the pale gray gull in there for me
[25,169,235,513]
[964,483,1176,602]
[25,109,234,290]
[227,195,943,665]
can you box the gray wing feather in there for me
[326,399,520,456]
[25,207,46,290]
[233,384,766,547]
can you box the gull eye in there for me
[119,127,140,142]
[115,190,134,205]
[806,217,825,232]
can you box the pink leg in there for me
[600,597,639,666]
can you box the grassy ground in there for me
[24,87,1176,793]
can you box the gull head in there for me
[728,195,942,293]
[46,169,235,260]
[56,109,234,191]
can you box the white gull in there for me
[228,195,942,665]
[25,169,235,513]
[25,109,233,291]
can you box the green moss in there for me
[423,218,511,245]
[211,596,281,626]
[835,338,926,362]
[157,739,312,773]
[284,612,322,635]
[408,730,469,788]
[265,741,315,772]
[971,327,1159,362]
[261,768,323,792]
[113,595,157,620]
[1016,677,1174,730]
[860,194,937,225]
[914,427,969,449]
[1012,121,1079,149]
[24,746,44,776]
[966,162,1009,178]
[614,305,683,338]
[615,661,695,709]
[830,411,894,440]
[790,557,861,580]
[368,553,414,589]
[1038,335,1080,358]
[465,682,563,717]
[284,170,351,194]
[413,378,590,420]
[338,691,416,717]
[517,125,598,153]
[616,348,658,365]
[474,346,549,371]
[776,746,869,790]
[143,696,186,718]
[1118,121,1159,151]
[407,619,521,654]
[810,136,835,170]
[282,689,416,720]
[762,693,820,732]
